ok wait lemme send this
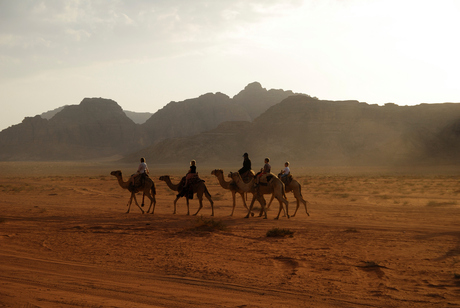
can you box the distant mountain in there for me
[41,106,153,124]
[0,98,147,160]
[0,82,298,161]
[140,82,297,145]
[123,96,460,166]
[2,83,460,166]
[123,110,153,124]
[232,81,299,120]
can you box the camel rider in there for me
[178,160,197,198]
[280,161,290,178]
[238,153,252,177]
[255,157,271,185]
[184,160,197,187]
[131,157,149,186]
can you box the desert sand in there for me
[1,162,459,307]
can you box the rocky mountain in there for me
[0,98,147,160]
[124,96,460,166]
[0,82,297,161]
[2,83,460,165]
[123,110,153,124]
[232,82,299,120]
[140,82,296,144]
[41,106,153,124]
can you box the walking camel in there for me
[228,171,289,219]
[267,175,310,217]
[110,170,156,214]
[159,175,214,216]
[211,169,249,216]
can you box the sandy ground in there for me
[1,162,460,307]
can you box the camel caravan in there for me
[111,154,309,219]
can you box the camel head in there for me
[110,170,122,178]
[159,175,170,182]
[228,171,241,181]
[211,169,223,176]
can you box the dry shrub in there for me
[189,216,227,232]
[266,228,294,238]
[427,201,457,207]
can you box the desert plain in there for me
[0,161,459,307]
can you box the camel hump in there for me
[259,172,277,184]
[240,169,255,183]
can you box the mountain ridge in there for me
[1,83,459,166]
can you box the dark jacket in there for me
[238,158,252,175]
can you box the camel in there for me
[110,170,156,214]
[267,174,310,217]
[159,175,214,216]
[228,171,289,220]
[211,169,250,216]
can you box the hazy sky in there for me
[1,0,459,131]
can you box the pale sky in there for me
[1,0,459,131]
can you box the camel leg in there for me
[275,198,289,220]
[142,193,145,208]
[292,198,300,217]
[230,191,237,216]
[255,195,268,219]
[173,197,179,214]
[258,195,268,219]
[275,201,283,220]
[245,196,258,218]
[292,193,309,217]
[146,194,156,214]
[205,192,214,216]
[193,197,203,216]
[126,194,134,213]
[304,199,310,216]
[239,192,249,210]
[266,194,275,210]
[129,193,145,214]
[185,198,190,215]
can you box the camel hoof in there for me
[141,204,144,207]
[307,212,310,216]
[244,215,250,219]
[251,212,255,217]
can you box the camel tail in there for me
[151,182,156,195]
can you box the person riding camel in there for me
[255,157,271,186]
[280,161,290,178]
[238,153,252,178]
[130,157,149,187]
[177,160,197,198]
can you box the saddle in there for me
[241,170,255,184]
[177,173,204,199]
[255,172,275,186]
[129,173,149,192]
[278,173,293,186]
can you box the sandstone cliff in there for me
[125,96,460,166]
